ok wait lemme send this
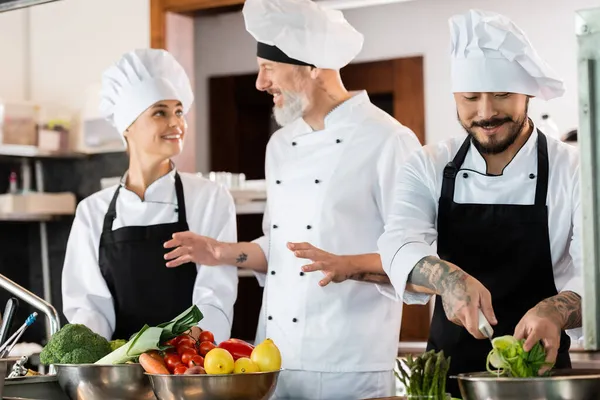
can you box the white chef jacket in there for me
[378,127,583,338]
[61,169,239,344]
[253,91,422,372]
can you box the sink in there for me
[3,376,68,400]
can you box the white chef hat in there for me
[99,48,194,135]
[449,9,565,100]
[242,0,364,70]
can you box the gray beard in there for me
[273,91,306,127]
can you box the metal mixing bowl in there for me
[147,370,280,400]
[456,368,600,400]
[54,363,155,400]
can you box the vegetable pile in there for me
[395,349,451,399]
[139,333,281,376]
[95,305,203,365]
[40,324,112,365]
[486,335,553,377]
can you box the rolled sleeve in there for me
[192,187,239,343]
[373,127,422,301]
[378,149,439,305]
[251,200,271,287]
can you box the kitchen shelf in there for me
[0,213,55,221]
[237,269,255,278]
[235,201,266,215]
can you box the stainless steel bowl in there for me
[457,368,600,400]
[0,357,21,399]
[147,370,280,400]
[54,363,155,400]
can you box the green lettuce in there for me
[486,335,554,377]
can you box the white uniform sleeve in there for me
[251,202,270,287]
[374,129,422,300]
[560,164,584,342]
[61,201,114,340]
[192,186,239,344]
[378,149,439,305]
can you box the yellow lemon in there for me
[234,357,260,374]
[204,348,234,375]
[250,338,281,372]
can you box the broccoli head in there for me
[40,324,112,365]
[109,339,127,352]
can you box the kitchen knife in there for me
[0,298,19,348]
[478,308,494,345]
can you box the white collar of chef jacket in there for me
[119,161,177,189]
[288,90,370,139]
[465,122,539,177]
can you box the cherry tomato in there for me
[165,336,180,347]
[199,330,215,344]
[177,344,197,355]
[181,350,196,365]
[199,341,216,356]
[188,355,204,368]
[164,354,183,372]
[173,365,188,375]
[178,337,197,349]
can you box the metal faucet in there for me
[0,273,60,342]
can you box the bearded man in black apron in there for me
[374,9,584,398]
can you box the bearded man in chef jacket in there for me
[163,0,422,398]
[373,10,583,398]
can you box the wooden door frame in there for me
[150,0,245,172]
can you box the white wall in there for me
[0,0,149,111]
[195,0,597,172]
[0,9,28,101]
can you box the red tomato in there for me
[177,345,197,356]
[164,354,183,372]
[199,341,216,356]
[178,337,197,349]
[199,330,215,344]
[188,355,204,368]
[181,350,196,365]
[217,339,254,360]
[173,365,188,375]
[165,336,180,347]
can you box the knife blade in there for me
[478,308,494,345]
[0,298,19,348]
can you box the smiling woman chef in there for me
[61,48,238,343]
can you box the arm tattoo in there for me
[235,252,248,264]
[348,272,391,284]
[534,291,582,330]
[407,256,472,320]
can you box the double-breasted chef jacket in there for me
[62,169,239,343]
[252,90,422,373]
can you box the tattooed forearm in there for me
[534,291,582,330]
[407,256,468,294]
[348,272,391,284]
[235,252,248,264]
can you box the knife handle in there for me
[478,308,494,338]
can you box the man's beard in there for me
[273,90,307,127]
[459,106,529,155]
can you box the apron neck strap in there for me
[441,129,550,205]
[102,171,187,233]
[441,136,471,200]
[534,130,549,206]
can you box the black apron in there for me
[427,131,571,398]
[99,172,197,340]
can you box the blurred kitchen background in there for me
[0,0,591,363]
